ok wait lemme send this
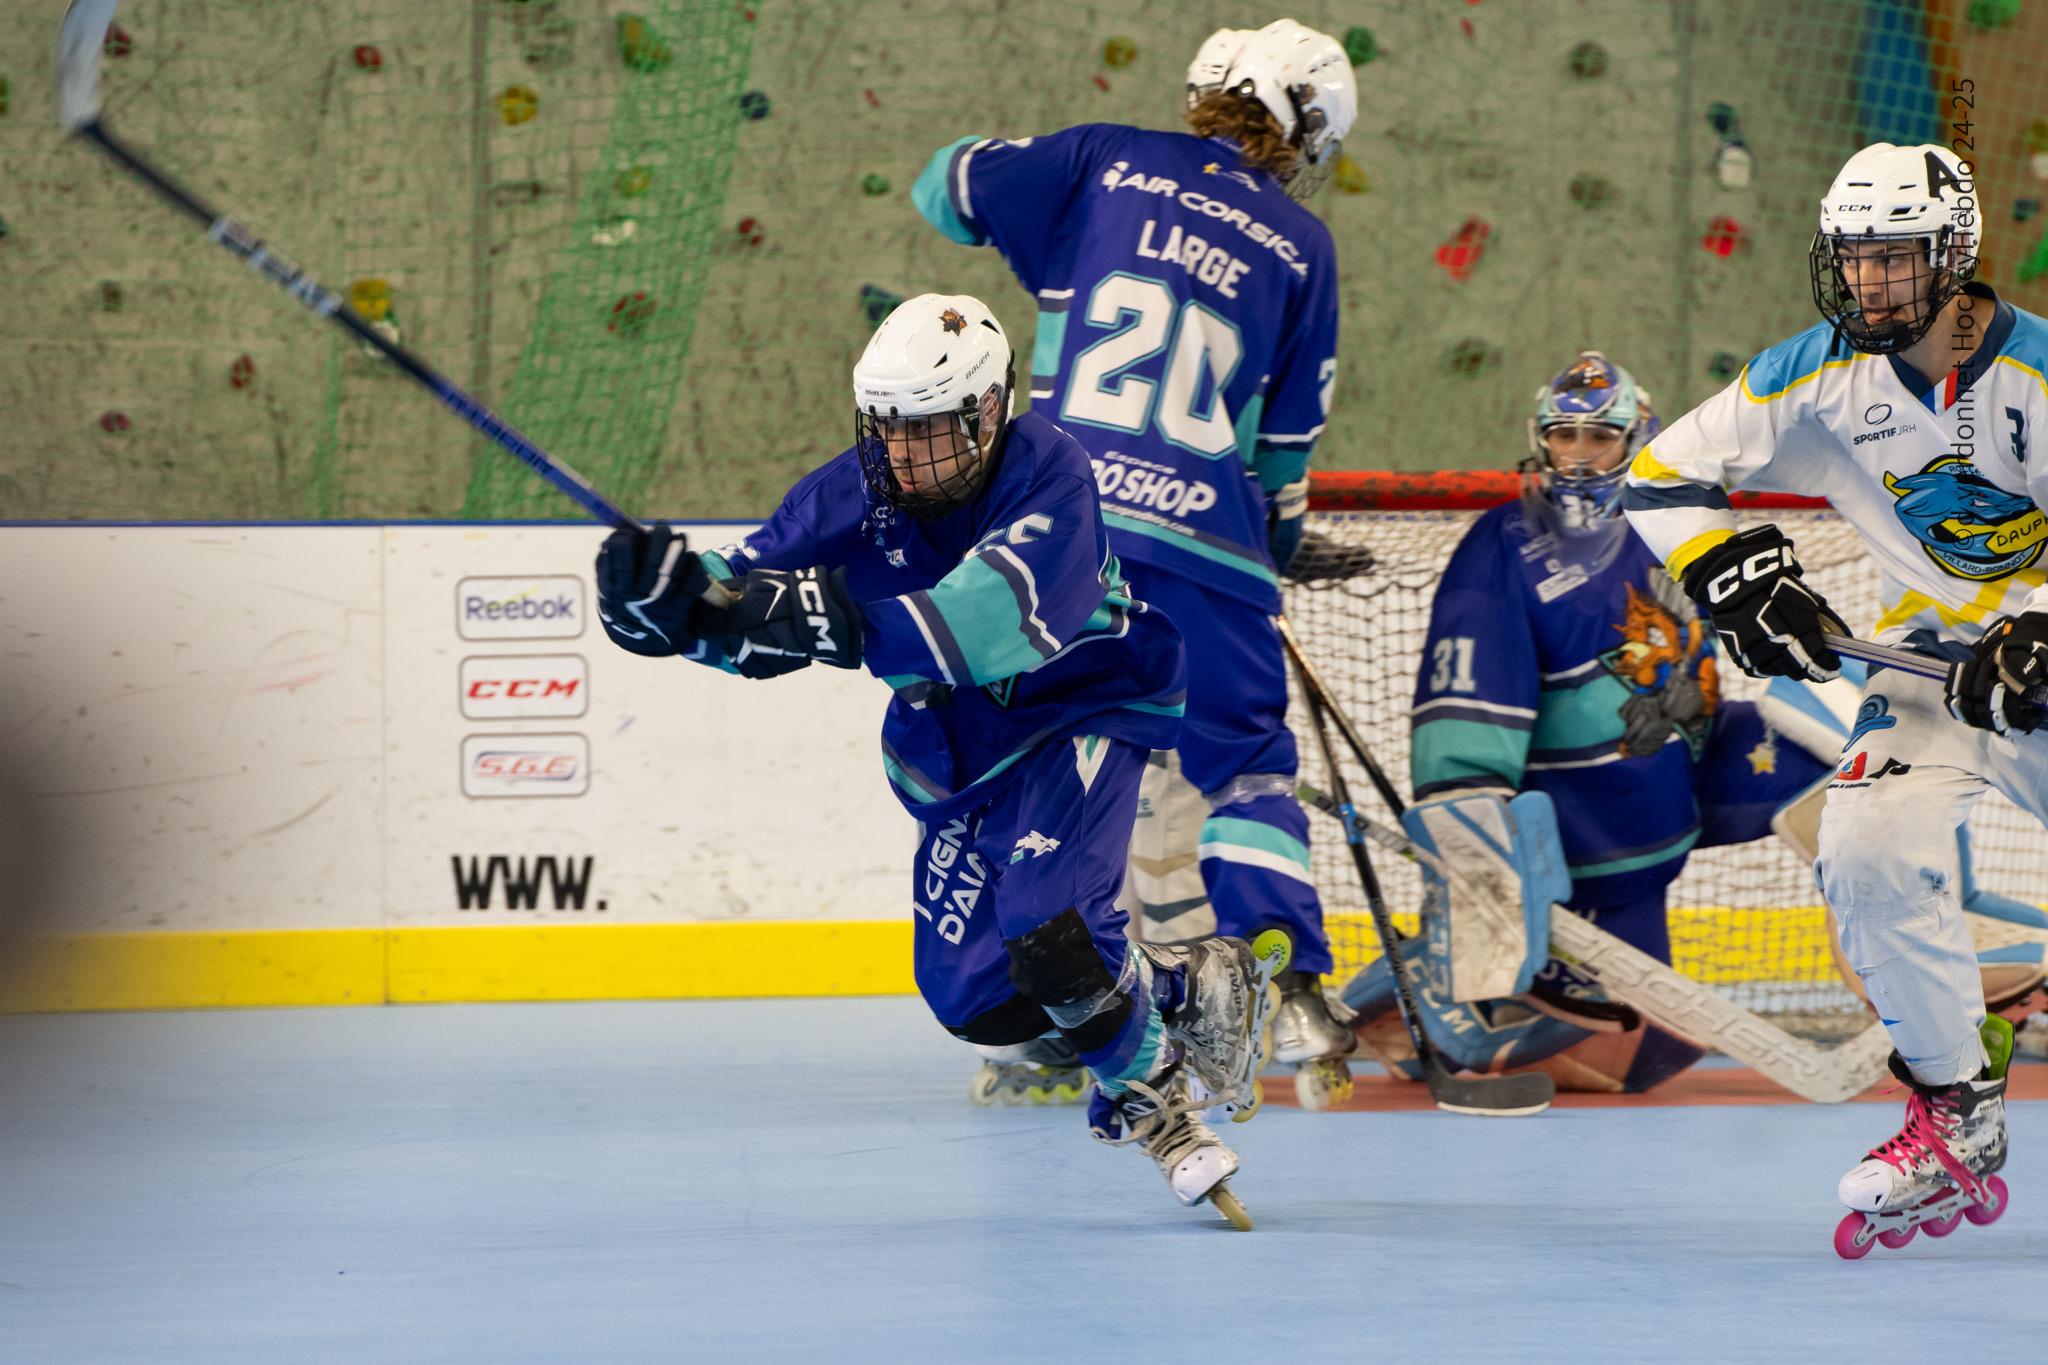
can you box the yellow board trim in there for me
[0,922,916,1013]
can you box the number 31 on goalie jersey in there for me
[1428,637,1478,694]
[1060,274,1244,458]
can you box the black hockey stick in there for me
[54,0,657,538]
[1283,622,1553,1116]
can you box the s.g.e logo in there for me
[1884,456,2048,581]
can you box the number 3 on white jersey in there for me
[1061,274,1244,458]
[1428,637,1477,694]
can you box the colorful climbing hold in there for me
[499,85,539,126]
[0,74,10,118]
[738,90,771,121]
[229,355,255,390]
[1707,102,1739,137]
[1343,25,1378,66]
[1707,351,1741,382]
[618,15,672,72]
[861,172,892,197]
[613,165,652,198]
[1714,139,1753,189]
[735,217,764,247]
[1333,156,1368,196]
[99,280,123,312]
[104,25,132,58]
[1700,215,1747,256]
[350,278,392,322]
[1445,339,1499,378]
[1968,0,2022,29]
[99,410,130,433]
[608,292,657,338]
[1434,217,1492,281]
[860,285,904,326]
[590,215,637,247]
[1103,37,1137,69]
[1092,74,1110,93]
[1569,175,1610,207]
[2018,198,2041,223]
[352,44,382,71]
[1568,41,1606,78]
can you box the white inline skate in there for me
[1089,1061,1255,1229]
[1834,1016,2013,1260]
[1270,969,1357,1111]
[1142,928,1292,1121]
[968,1035,1089,1106]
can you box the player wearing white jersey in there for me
[1624,142,2027,1258]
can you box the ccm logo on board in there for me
[459,655,588,719]
[462,734,590,798]
[457,576,584,641]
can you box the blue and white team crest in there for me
[1884,455,2048,581]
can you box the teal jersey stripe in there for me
[919,554,1048,684]
[1531,675,1632,752]
[912,137,983,245]
[1412,716,1530,792]
[1031,306,1069,381]
[1199,817,1311,871]
[1570,827,1700,880]
[1103,511,1278,587]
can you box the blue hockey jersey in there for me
[914,123,1339,612]
[1411,505,1733,906]
[698,410,1187,819]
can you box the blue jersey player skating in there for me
[912,20,1363,1109]
[1339,354,1837,1093]
[592,293,1289,1228]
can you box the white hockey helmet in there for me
[1810,142,1977,354]
[1210,20,1357,184]
[852,293,1013,517]
[1184,27,1249,108]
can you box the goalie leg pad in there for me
[1337,938,1600,1076]
[1402,789,1570,1002]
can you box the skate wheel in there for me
[1210,1185,1253,1231]
[997,1085,1026,1107]
[1295,1060,1355,1112]
[1230,1077,1263,1124]
[968,1069,999,1106]
[1833,1212,1876,1260]
[1877,1225,1916,1249]
[1250,928,1293,976]
[1964,1175,2010,1227]
[1923,1210,1963,1237]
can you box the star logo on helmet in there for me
[939,308,967,335]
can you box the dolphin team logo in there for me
[1884,455,2048,581]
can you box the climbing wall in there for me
[1,0,2045,520]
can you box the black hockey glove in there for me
[595,523,713,658]
[711,566,864,671]
[1679,525,1846,684]
[1266,477,1309,575]
[1945,614,2048,735]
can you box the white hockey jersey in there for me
[1623,284,2048,650]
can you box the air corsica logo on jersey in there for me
[1202,160,1262,193]
[1097,161,1310,278]
[1884,455,2048,581]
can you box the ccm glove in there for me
[712,566,864,671]
[595,523,713,658]
[1946,614,2048,735]
[1266,477,1309,574]
[1679,525,1847,683]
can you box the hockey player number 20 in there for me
[1062,274,1244,458]
[1428,637,1477,694]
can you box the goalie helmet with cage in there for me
[1521,351,1658,535]
[853,293,1014,519]
[1186,19,1357,201]
[1810,142,1977,355]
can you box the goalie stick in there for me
[54,0,724,580]
[1283,619,1554,1116]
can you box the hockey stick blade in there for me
[55,0,117,131]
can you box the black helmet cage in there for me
[855,363,1014,519]
[1809,222,1976,355]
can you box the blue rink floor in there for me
[2,999,2046,1363]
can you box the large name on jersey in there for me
[1060,272,1243,459]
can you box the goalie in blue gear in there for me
[1339,353,1844,1093]
[594,292,1291,1227]
[911,19,1363,1109]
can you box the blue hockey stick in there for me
[56,0,642,533]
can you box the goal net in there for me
[1286,472,2048,1040]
